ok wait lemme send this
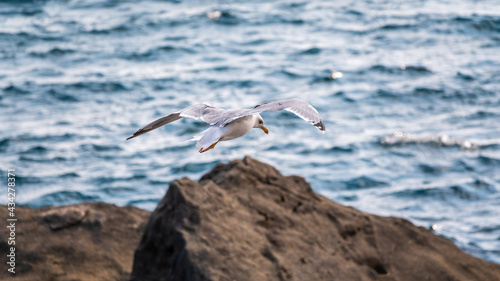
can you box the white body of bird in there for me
[192,115,264,151]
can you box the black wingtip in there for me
[315,120,326,132]
[125,129,143,141]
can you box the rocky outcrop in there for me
[1,157,499,281]
[131,156,500,281]
[0,203,149,281]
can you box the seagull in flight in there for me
[126,98,325,153]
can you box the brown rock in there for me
[0,202,149,281]
[131,156,500,281]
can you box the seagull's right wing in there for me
[125,103,226,140]
[218,98,325,133]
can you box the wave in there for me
[453,15,500,32]
[206,10,239,25]
[379,132,477,150]
[344,176,388,190]
[0,138,9,152]
[19,156,66,163]
[418,164,449,174]
[477,155,500,166]
[380,23,417,30]
[456,72,475,81]
[239,39,270,46]
[68,81,128,92]
[20,145,49,155]
[59,172,80,178]
[15,133,77,142]
[80,144,123,152]
[29,68,64,77]
[29,47,75,58]
[85,24,131,35]
[170,160,221,174]
[297,47,322,55]
[390,180,495,201]
[3,85,31,95]
[370,64,432,74]
[93,174,147,185]
[13,176,44,185]
[400,185,478,200]
[26,191,100,208]
[127,45,196,60]
[101,186,137,195]
[298,144,358,155]
[47,89,79,102]
[412,87,445,96]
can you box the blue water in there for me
[1,0,499,263]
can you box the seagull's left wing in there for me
[125,103,226,140]
[219,98,325,132]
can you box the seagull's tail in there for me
[188,126,226,149]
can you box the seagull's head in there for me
[254,114,269,135]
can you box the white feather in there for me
[192,126,228,149]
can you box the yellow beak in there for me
[261,126,269,135]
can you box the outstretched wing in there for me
[125,103,226,140]
[218,98,325,132]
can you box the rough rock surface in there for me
[0,203,149,281]
[132,156,500,281]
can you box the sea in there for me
[1,0,499,264]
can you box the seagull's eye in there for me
[259,120,263,124]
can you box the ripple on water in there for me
[20,145,49,155]
[298,145,357,155]
[456,72,475,81]
[47,89,80,102]
[412,87,445,96]
[15,133,77,142]
[82,144,123,152]
[101,186,137,195]
[344,176,388,190]
[370,64,432,75]
[19,155,66,163]
[391,180,496,202]
[170,161,221,174]
[68,81,128,92]
[14,176,44,185]
[477,155,500,166]
[30,68,64,77]
[456,16,500,32]
[59,172,80,178]
[0,138,9,152]
[27,191,100,208]
[92,174,147,185]
[297,47,322,56]
[419,163,450,174]
[3,85,31,95]
[328,144,358,153]
[28,47,75,58]
[127,45,195,60]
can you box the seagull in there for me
[126,98,325,153]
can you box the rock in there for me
[0,203,149,281]
[1,157,499,281]
[38,205,88,230]
[131,156,500,281]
